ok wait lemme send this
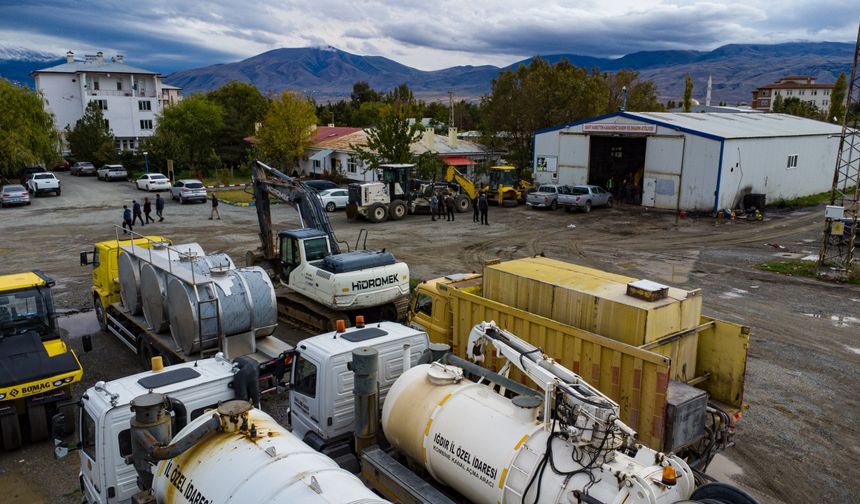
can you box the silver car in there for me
[318,188,349,212]
[171,179,208,204]
[97,164,128,181]
[559,185,613,213]
[526,184,565,210]
[1,184,30,207]
[70,161,97,176]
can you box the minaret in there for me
[706,75,712,107]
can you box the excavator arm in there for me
[252,160,341,262]
[443,166,478,200]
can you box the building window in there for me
[761,99,769,106]
[786,155,798,169]
[140,119,153,130]
[94,99,108,111]
[138,100,151,111]
[103,119,109,130]
[347,157,358,174]
[93,78,100,91]
[813,90,818,96]
[116,81,122,91]
[312,159,321,172]
[799,90,805,96]
[761,90,769,97]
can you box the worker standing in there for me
[478,192,489,225]
[445,193,455,222]
[155,193,165,222]
[209,193,221,220]
[430,193,439,221]
[143,197,154,224]
[472,194,479,223]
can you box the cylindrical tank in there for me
[382,364,695,504]
[166,266,277,354]
[151,405,388,504]
[118,252,142,314]
[118,242,209,315]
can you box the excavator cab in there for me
[278,229,331,284]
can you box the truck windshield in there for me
[0,287,54,336]
[293,354,317,398]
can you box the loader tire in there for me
[389,200,407,220]
[1,413,22,451]
[345,203,359,220]
[28,404,49,442]
[367,203,388,223]
[455,194,471,213]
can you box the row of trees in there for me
[0,79,60,178]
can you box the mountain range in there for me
[1,42,853,106]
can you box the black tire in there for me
[389,200,407,220]
[690,482,759,504]
[606,197,613,208]
[325,202,336,212]
[454,195,471,213]
[584,201,592,213]
[94,296,107,331]
[550,199,558,210]
[179,194,185,205]
[367,203,388,223]
[1,413,22,451]
[27,404,49,442]
[345,203,359,220]
[55,189,61,196]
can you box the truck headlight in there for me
[0,393,6,400]
[53,380,63,386]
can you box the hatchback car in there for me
[136,173,171,192]
[97,164,128,181]
[1,184,30,207]
[70,161,97,176]
[317,188,349,212]
[171,179,208,204]
[302,179,339,192]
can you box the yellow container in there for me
[483,257,703,346]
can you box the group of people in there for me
[429,191,490,225]
[606,175,642,205]
[121,193,221,234]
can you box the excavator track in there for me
[275,289,411,334]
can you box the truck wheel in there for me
[606,197,613,208]
[550,199,558,210]
[367,203,388,223]
[94,297,107,331]
[27,404,49,442]
[0,413,22,451]
[584,201,592,213]
[389,200,407,220]
[55,188,61,196]
[345,203,359,220]
[690,482,759,504]
[454,195,470,213]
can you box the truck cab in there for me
[278,228,409,319]
[290,321,429,450]
[53,357,240,504]
[407,273,481,347]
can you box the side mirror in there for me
[79,251,89,266]
[51,410,79,460]
[82,334,93,353]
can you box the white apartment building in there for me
[751,76,834,112]
[32,51,170,152]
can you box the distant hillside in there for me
[0,47,63,87]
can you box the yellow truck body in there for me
[408,261,749,452]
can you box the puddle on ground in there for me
[720,288,749,300]
[803,313,859,328]
[706,453,745,482]
[57,311,100,340]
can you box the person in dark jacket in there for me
[472,195,479,222]
[444,193,455,221]
[435,191,445,220]
[132,200,144,226]
[209,193,221,220]
[155,193,165,222]
[121,205,133,233]
[430,193,439,221]
[478,193,489,225]
[143,197,154,223]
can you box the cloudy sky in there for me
[0,0,857,72]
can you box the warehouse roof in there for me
[537,112,844,141]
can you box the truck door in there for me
[79,405,104,503]
[290,352,321,441]
[408,289,447,346]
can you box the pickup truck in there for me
[27,172,61,196]
[558,184,613,213]
[525,183,566,210]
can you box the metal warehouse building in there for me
[533,112,843,212]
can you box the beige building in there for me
[751,76,834,112]
[160,84,182,109]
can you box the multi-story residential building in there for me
[751,76,834,112]
[32,51,173,152]
[160,84,183,109]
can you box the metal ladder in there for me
[196,289,222,359]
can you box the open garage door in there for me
[642,136,684,209]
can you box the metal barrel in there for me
[118,252,142,315]
[352,346,379,454]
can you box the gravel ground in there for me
[0,172,858,503]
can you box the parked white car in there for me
[526,184,566,210]
[26,172,61,196]
[171,179,208,204]
[1,184,30,207]
[318,188,349,212]
[97,164,128,181]
[136,173,171,192]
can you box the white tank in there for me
[151,407,388,504]
[382,364,695,504]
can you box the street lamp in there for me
[143,151,149,174]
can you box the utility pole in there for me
[818,21,860,277]
[448,91,455,129]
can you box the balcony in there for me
[87,89,155,98]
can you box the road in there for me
[0,172,858,503]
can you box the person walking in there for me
[209,192,221,220]
[121,205,133,234]
[143,197,154,224]
[132,200,145,226]
[472,194,479,223]
[155,193,165,222]
[430,193,439,221]
[478,192,489,225]
[444,193,455,221]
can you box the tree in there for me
[351,105,423,171]
[776,97,823,120]
[772,94,784,112]
[828,72,847,124]
[351,81,380,108]
[0,79,60,177]
[256,91,317,170]
[206,81,269,166]
[605,70,663,112]
[65,101,115,165]
[144,95,224,173]
[683,75,693,112]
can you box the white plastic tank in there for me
[151,407,388,504]
[382,364,695,504]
